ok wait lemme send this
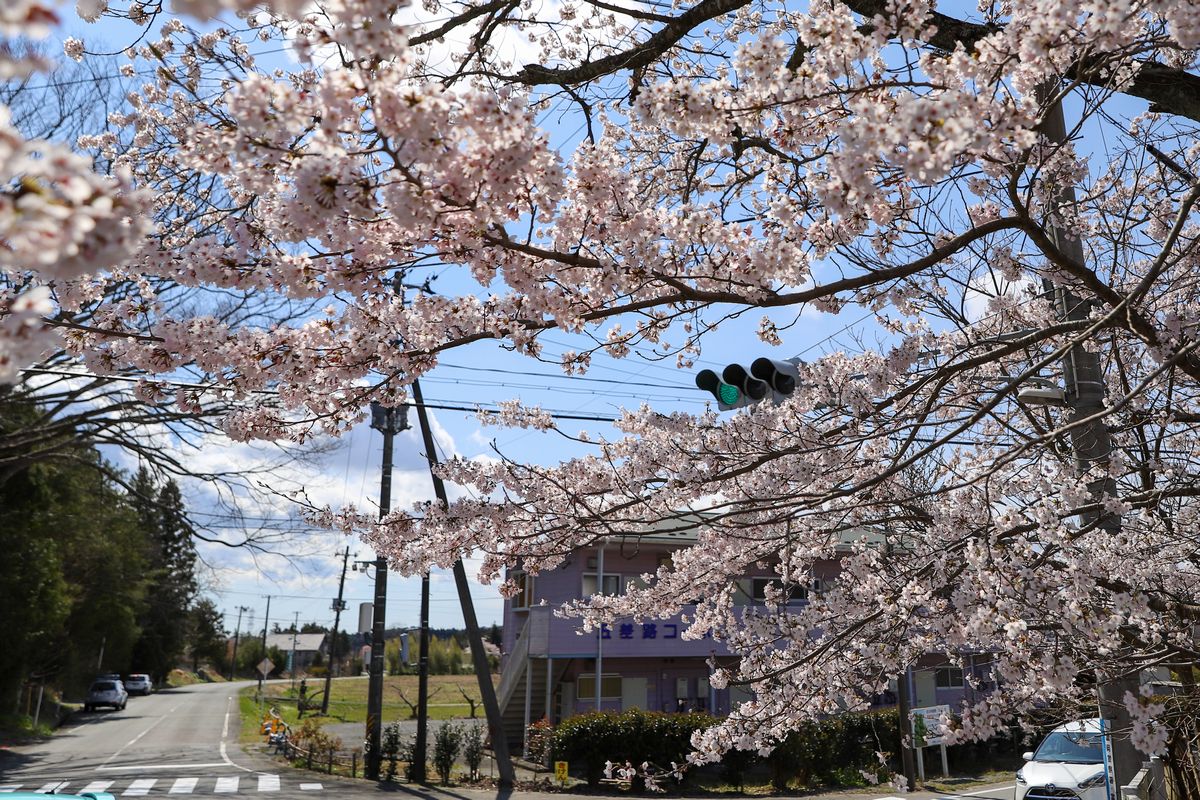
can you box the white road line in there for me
[299,783,323,791]
[99,762,229,771]
[123,778,157,796]
[82,781,116,793]
[257,774,281,792]
[169,777,199,794]
[103,713,169,766]
[219,695,254,773]
[214,776,239,793]
[36,782,68,793]
[0,786,21,793]
[952,786,1016,798]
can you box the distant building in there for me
[266,632,328,673]
[496,521,996,752]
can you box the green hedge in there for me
[551,709,717,786]
[549,707,900,790]
[767,708,900,789]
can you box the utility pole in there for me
[230,605,249,681]
[257,595,271,697]
[896,666,917,790]
[1039,94,1140,789]
[290,612,300,690]
[322,547,352,715]
[365,401,407,781]
[410,378,516,787]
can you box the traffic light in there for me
[695,357,801,410]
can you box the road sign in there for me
[256,658,275,677]
[911,704,950,746]
[554,761,568,785]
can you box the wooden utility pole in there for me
[322,547,352,715]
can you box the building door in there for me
[621,678,647,710]
[914,670,937,707]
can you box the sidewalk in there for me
[361,779,1016,800]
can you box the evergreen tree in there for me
[130,472,198,681]
[188,598,226,673]
[0,398,150,702]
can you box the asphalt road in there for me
[0,680,1015,800]
[0,680,368,798]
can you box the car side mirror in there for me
[1022,751,1034,761]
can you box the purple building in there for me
[495,527,843,750]
[496,526,999,752]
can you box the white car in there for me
[1016,718,1110,800]
[84,679,128,712]
[124,674,152,695]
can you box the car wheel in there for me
[120,701,127,710]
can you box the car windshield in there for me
[1034,731,1104,764]
[91,682,116,691]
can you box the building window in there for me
[582,574,621,597]
[935,668,964,688]
[511,571,534,609]
[576,674,622,700]
[750,577,807,604]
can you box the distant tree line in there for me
[1,393,226,711]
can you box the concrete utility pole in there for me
[1039,95,1140,788]
[364,401,406,781]
[230,605,249,681]
[409,378,515,787]
[322,546,352,715]
[896,666,918,790]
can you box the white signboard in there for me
[911,704,950,747]
[256,658,275,677]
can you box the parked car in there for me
[124,674,152,695]
[84,679,128,712]
[1016,718,1110,800]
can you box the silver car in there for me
[124,674,152,695]
[84,679,128,711]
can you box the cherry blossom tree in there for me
[6,0,1200,791]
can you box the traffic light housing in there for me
[695,357,801,410]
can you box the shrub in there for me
[525,717,554,765]
[766,708,900,789]
[381,722,403,782]
[462,722,485,781]
[291,717,342,767]
[551,709,718,786]
[433,721,464,784]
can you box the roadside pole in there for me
[322,546,351,716]
[1039,94,1140,789]
[409,378,515,787]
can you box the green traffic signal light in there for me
[696,369,741,406]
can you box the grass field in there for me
[239,674,498,742]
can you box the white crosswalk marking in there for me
[169,777,199,794]
[256,774,280,792]
[37,782,68,793]
[0,786,21,793]
[82,781,116,793]
[214,776,239,793]
[299,783,323,791]
[124,778,157,795]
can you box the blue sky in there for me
[30,0,1157,638]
